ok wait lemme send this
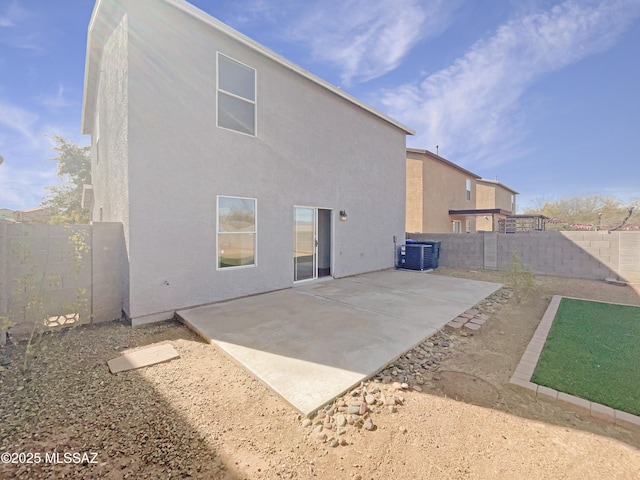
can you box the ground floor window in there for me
[217,196,256,269]
[452,220,461,234]
[466,219,471,233]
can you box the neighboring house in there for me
[406,149,518,234]
[406,148,479,234]
[0,208,14,222]
[81,0,414,325]
[475,179,519,232]
[13,207,52,224]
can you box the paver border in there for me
[510,295,640,431]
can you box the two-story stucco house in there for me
[406,148,518,234]
[406,148,480,234]
[81,0,413,325]
[475,179,519,232]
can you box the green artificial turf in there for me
[531,298,640,416]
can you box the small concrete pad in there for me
[178,270,501,415]
[108,343,180,374]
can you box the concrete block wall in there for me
[410,233,484,269]
[0,223,127,340]
[620,232,640,286]
[4,224,92,327]
[408,231,640,288]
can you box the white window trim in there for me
[216,195,258,271]
[216,52,257,137]
[466,179,471,202]
[465,219,471,233]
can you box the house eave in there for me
[477,178,519,195]
[407,148,481,179]
[449,208,512,216]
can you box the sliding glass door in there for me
[294,207,316,282]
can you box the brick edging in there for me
[509,295,640,431]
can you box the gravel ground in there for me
[1,269,639,479]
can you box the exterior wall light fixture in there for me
[339,210,348,221]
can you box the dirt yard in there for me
[1,269,639,479]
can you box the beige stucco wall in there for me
[406,151,475,233]
[406,158,423,233]
[495,186,515,212]
[475,181,517,232]
[476,183,496,209]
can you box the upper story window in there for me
[466,179,471,201]
[217,53,256,136]
[511,194,516,212]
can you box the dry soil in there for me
[1,268,639,479]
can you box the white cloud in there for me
[0,99,41,147]
[0,163,56,210]
[223,0,460,85]
[39,84,71,110]
[379,0,640,168]
[0,99,67,210]
[288,0,460,85]
[0,1,24,28]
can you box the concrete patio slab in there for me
[178,269,501,416]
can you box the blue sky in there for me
[1,0,639,212]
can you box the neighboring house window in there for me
[452,220,461,234]
[217,196,257,269]
[466,179,471,201]
[217,53,256,136]
[465,219,471,233]
[511,194,516,213]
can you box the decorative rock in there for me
[401,383,409,390]
[359,403,367,415]
[363,419,375,431]
[313,425,323,434]
[391,382,403,390]
[301,419,312,428]
[412,385,423,392]
[388,405,397,413]
[347,405,360,415]
[329,438,339,448]
[365,394,376,405]
[316,431,327,441]
[383,396,396,406]
[335,414,346,427]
